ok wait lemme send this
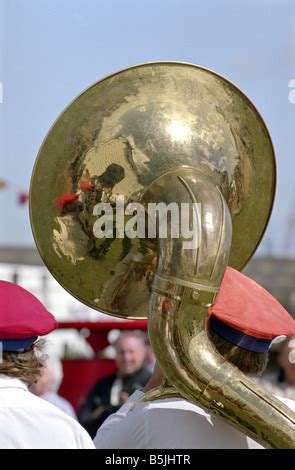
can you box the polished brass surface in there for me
[30,62,295,448]
[30,62,275,319]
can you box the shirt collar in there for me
[0,374,28,390]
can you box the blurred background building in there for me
[0,246,109,321]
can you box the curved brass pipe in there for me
[141,168,295,449]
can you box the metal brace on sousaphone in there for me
[30,62,295,448]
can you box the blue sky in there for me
[1,0,295,256]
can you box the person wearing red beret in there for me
[0,280,95,449]
[93,268,295,449]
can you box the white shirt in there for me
[0,375,95,449]
[94,390,295,449]
[41,391,77,420]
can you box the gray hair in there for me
[114,330,146,349]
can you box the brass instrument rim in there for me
[29,61,276,318]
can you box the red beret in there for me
[56,193,78,211]
[208,267,295,351]
[79,181,95,190]
[0,280,58,340]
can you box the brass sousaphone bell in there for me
[30,62,294,447]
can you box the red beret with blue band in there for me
[0,280,58,352]
[208,267,295,352]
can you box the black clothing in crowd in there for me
[78,366,151,438]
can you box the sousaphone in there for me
[30,62,294,447]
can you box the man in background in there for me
[258,336,295,400]
[78,330,151,438]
